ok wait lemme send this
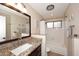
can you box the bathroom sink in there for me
[10,43,32,56]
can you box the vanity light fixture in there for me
[21,3,26,8]
[21,3,27,13]
[4,3,27,13]
[16,3,23,10]
[15,3,27,13]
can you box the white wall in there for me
[72,38,79,56]
[40,21,46,35]
[65,3,79,56]
[46,28,64,46]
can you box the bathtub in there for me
[46,42,67,56]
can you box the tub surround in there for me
[0,37,42,56]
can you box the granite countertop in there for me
[0,37,42,56]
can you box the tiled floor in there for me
[47,51,63,56]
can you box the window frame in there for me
[46,20,62,29]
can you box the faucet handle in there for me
[74,34,78,37]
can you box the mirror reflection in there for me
[0,4,30,42]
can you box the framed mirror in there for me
[0,3,31,44]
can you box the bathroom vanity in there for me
[0,37,42,56]
[0,3,42,56]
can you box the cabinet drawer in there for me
[28,44,41,56]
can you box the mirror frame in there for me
[0,3,31,44]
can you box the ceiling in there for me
[28,3,69,19]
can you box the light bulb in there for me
[16,3,23,10]
[22,8,27,13]
[16,3,27,13]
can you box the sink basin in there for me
[10,43,32,56]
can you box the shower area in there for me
[45,20,67,56]
[40,17,76,56]
[40,20,67,56]
[40,16,79,56]
[45,19,76,56]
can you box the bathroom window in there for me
[47,21,62,28]
[54,21,62,28]
[47,22,53,28]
